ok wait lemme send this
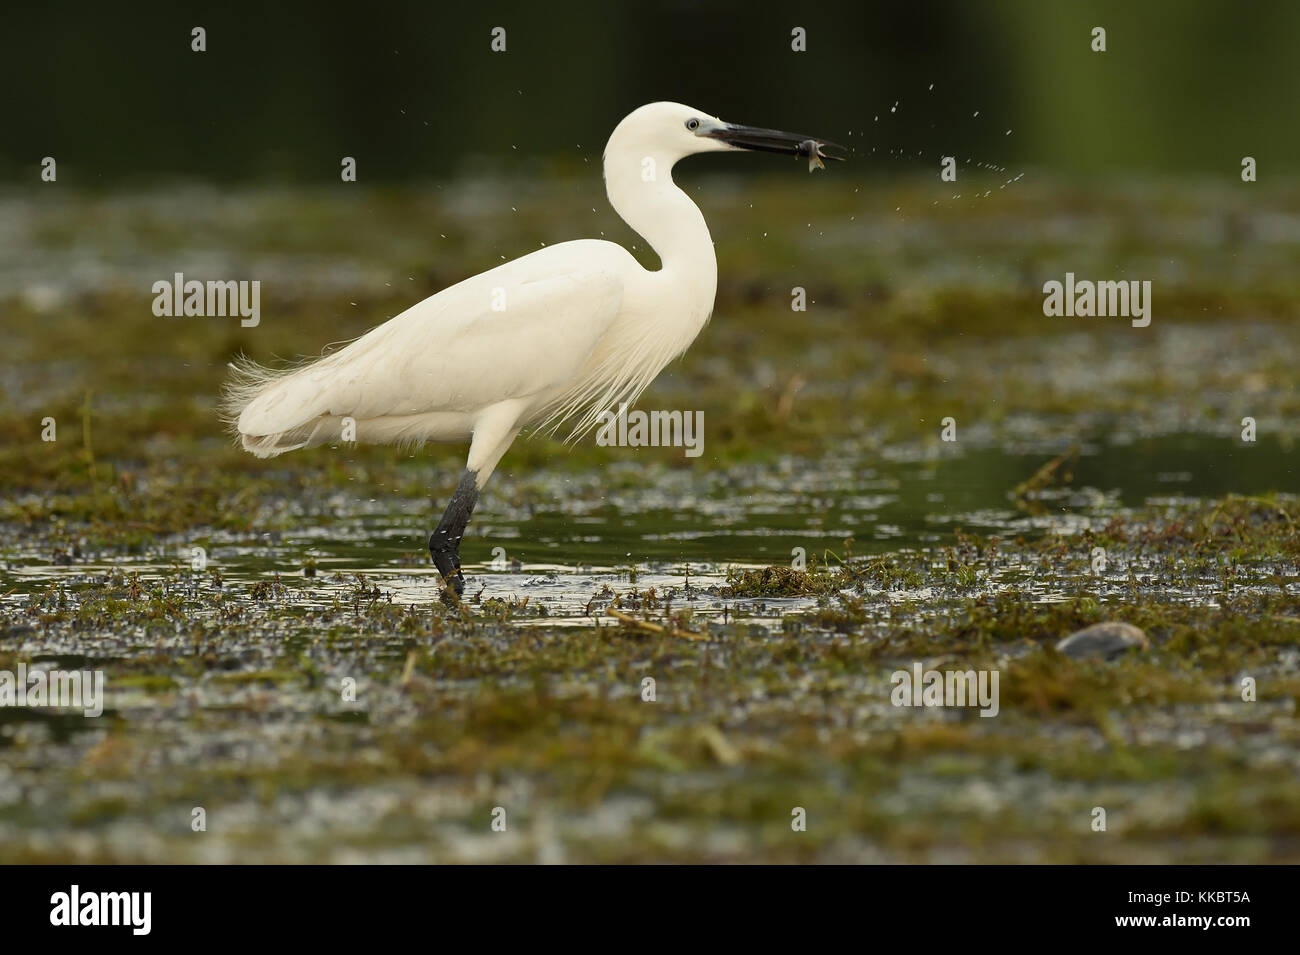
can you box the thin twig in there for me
[608,609,706,642]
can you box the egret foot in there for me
[430,543,465,597]
[428,469,479,598]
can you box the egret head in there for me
[607,101,847,173]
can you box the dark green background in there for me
[4,0,1296,183]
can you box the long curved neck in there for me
[603,150,718,298]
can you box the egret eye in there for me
[685,118,700,132]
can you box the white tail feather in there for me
[220,355,322,458]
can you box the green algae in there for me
[0,177,1297,862]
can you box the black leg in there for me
[428,469,479,596]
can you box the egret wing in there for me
[237,262,624,437]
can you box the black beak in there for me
[706,123,848,164]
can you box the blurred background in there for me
[5,0,1300,183]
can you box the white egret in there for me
[223,102,843,595]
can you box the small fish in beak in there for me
[798,139,828,173]
[705,120,846,169]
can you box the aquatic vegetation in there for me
[1,179,1297,862]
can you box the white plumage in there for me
[223,102,764,486]
[221,101,840,591]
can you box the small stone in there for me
[1056,622,1149,660]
